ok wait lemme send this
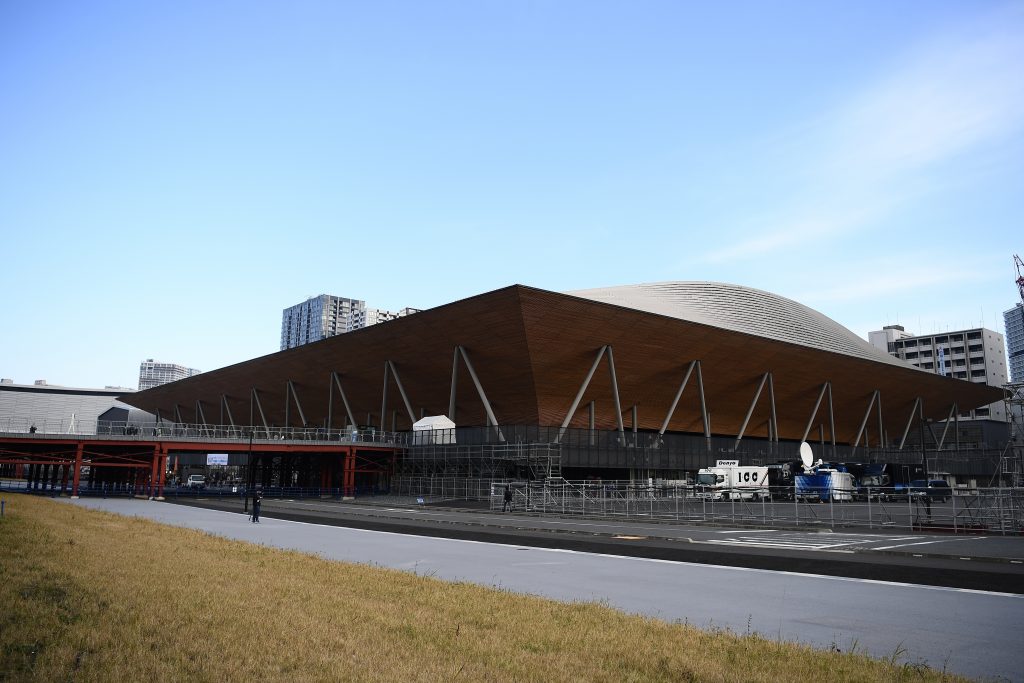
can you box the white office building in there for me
[138,360,202,390]
[869,326,1008,421]
[1005,303,1024,383]
[868,325,915,353]
[280,295,421,350]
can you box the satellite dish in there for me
[799,442,814,469]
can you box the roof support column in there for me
[876,391,884,449]
[286,380,308,429]
[898,397,922,451]
[457,346,504,442]
[696,361,710,451]
[827,382,836,460]
[767,373,778,443]
[937,403,957,451]
[173,405,184,426]
[800,382,829,443]
[659,360,696,436]
[383,361,416,429]
[852,390,879,451]
[606,346,626,441]
[196,400,208,426]
[557,346,608,443]
[588,401,595,446]
[328,372,357,432]
[251,388,269,438]
[221,395,236,428]
[734,372,769,450]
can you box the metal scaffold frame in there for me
[994,381,1024,487]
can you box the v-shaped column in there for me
[448,346,504,441]
[557,345,625,444]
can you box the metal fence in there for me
[0,418,402,445]
[391,475,494,501]
[0,479,379,500]
[477,481,1024,535]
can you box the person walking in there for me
[251,489,262,523]
[502,484,513,512]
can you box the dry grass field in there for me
[0,495,968,682]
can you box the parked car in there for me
[908,479,951,503]
[185,474,206,489]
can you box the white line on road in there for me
[874,538,982,550]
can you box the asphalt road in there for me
[62,496,1024,682]
[166,494,1024,593]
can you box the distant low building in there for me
[0,382,149,434]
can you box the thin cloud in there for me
[698,7,1024,264]
[831,16,1024,177]
[801,264,991,305]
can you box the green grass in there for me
[0,495,969,682]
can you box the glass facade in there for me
[1005,304,1024,382]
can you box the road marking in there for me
[875,539,960,550]
[706,532,928,551]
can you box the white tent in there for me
[412,415,456,444]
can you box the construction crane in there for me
[1016,254,1024,303]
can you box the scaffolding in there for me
[993,381,1024,487]
[392,436,561,501]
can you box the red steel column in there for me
[344,447,355,497]
[149,446,159,497]
[71,442,84,497]
[157,447,167,498]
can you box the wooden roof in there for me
[122,285,1004,444]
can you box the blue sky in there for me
[1,1,1022,389]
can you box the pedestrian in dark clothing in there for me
[502,485,513,512]
[251,490,262,523]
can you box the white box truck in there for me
[696,460,769,500]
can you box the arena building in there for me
[115,283,1006,491]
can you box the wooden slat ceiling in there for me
[121,285,1004,443]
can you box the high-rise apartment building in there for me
[280,296,421,350]
[357,306,422,329]
[869,326,1008,421]
[138,360,201,390]
[1005,303,1024,382]
[280,295,366,350]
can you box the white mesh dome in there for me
[568,282,908,366]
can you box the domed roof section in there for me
[567,281,909,366]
